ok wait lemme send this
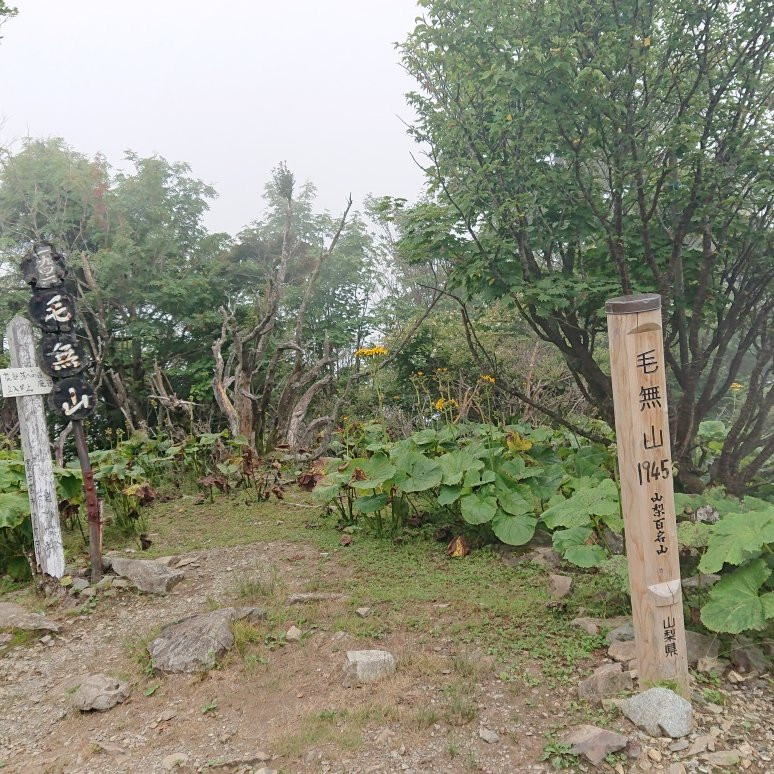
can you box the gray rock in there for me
[685,630,720,665]
[207,752,272,769]
[578,662,633,704]
[549,574,573,599]
[701,750,740,768]
[69,578,89,595]
[343,650,396,686]
[608,639,637,662]
[112,578,131,589]
[515,547,563,569]
[606,622,635,644]
[697,656,728,677]
[286,592,346,605]
[0,602,60,633]
[560,724,628,765]
[71,674,130,711]
[730,635,769,673]
[162,752,188,770]
[111,557,184,594]
[286,625,302,642]
[355,606,371,618]
[695,505,719,524]
[602,527,624,554]
[479,727,500,744]
[571,617,601,635]
[682,573,721,591]
[619,687,693,738]
[149,608,252,673]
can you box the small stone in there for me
[571,617,600,635]
[578,662,633,704]
[80,586,96,598]
[549,574,572,599]
[560,724,628,766]
[684,630,720,665]
[355,607,371,618]
[159,709,177,722]
[669,739,690,752]
[608,639,637,662]
[286,592,346,605]
[111,557,184,594]
[701,750,740,767]
[69,578,90,595]
[696,656,727,676]
[647,748,663,762]
[729,635,769,673]
[343,650,396,686]
[286,625,302,642]
[72,674,131,711]
[162,752,188,770]
[479,727,500,744]
[111,578,131,589]
[619,687,693,738]
[667,764,687,774]
[606,622,635,644]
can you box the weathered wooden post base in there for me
[5,316,65,578]
[606,294,689,695]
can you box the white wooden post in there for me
[4,315,65,578]
[606,294,689,695]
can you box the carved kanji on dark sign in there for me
[49,377,95,420]
[40,332,89,378]
[28,289,76,333]
[22,243,96,420]
[20,243,67,289]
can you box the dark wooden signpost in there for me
[23,243,102,581]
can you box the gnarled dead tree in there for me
[212,166,352,451]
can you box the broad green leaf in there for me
[437,484,462,506]
[563,544,607,568]
[498,490,533,516]
[463,468,496,488]
[350,454,396,490]
[460,491,498,525]
[355,493,389,513]
[552,526,593,551]
[394,453,442,493]
[677,521,713,550]
[0,492,30,529]
[492,510,536,545]
[700,559,772,633]
[552,526,607,567]
[438,450,483,486]
[698,510,774,574]
[411,428,438,446]
[528,464,567,501]
[541,478,619,529]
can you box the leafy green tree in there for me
[400,0,773,493]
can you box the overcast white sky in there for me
[0,0,426,235]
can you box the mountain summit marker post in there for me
[606,293,689,694]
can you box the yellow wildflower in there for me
[354,345,388,358]
[480,374,496,384]
[434,397,458,411]
[730,382,743,393]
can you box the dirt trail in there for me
[0,541,553,773]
